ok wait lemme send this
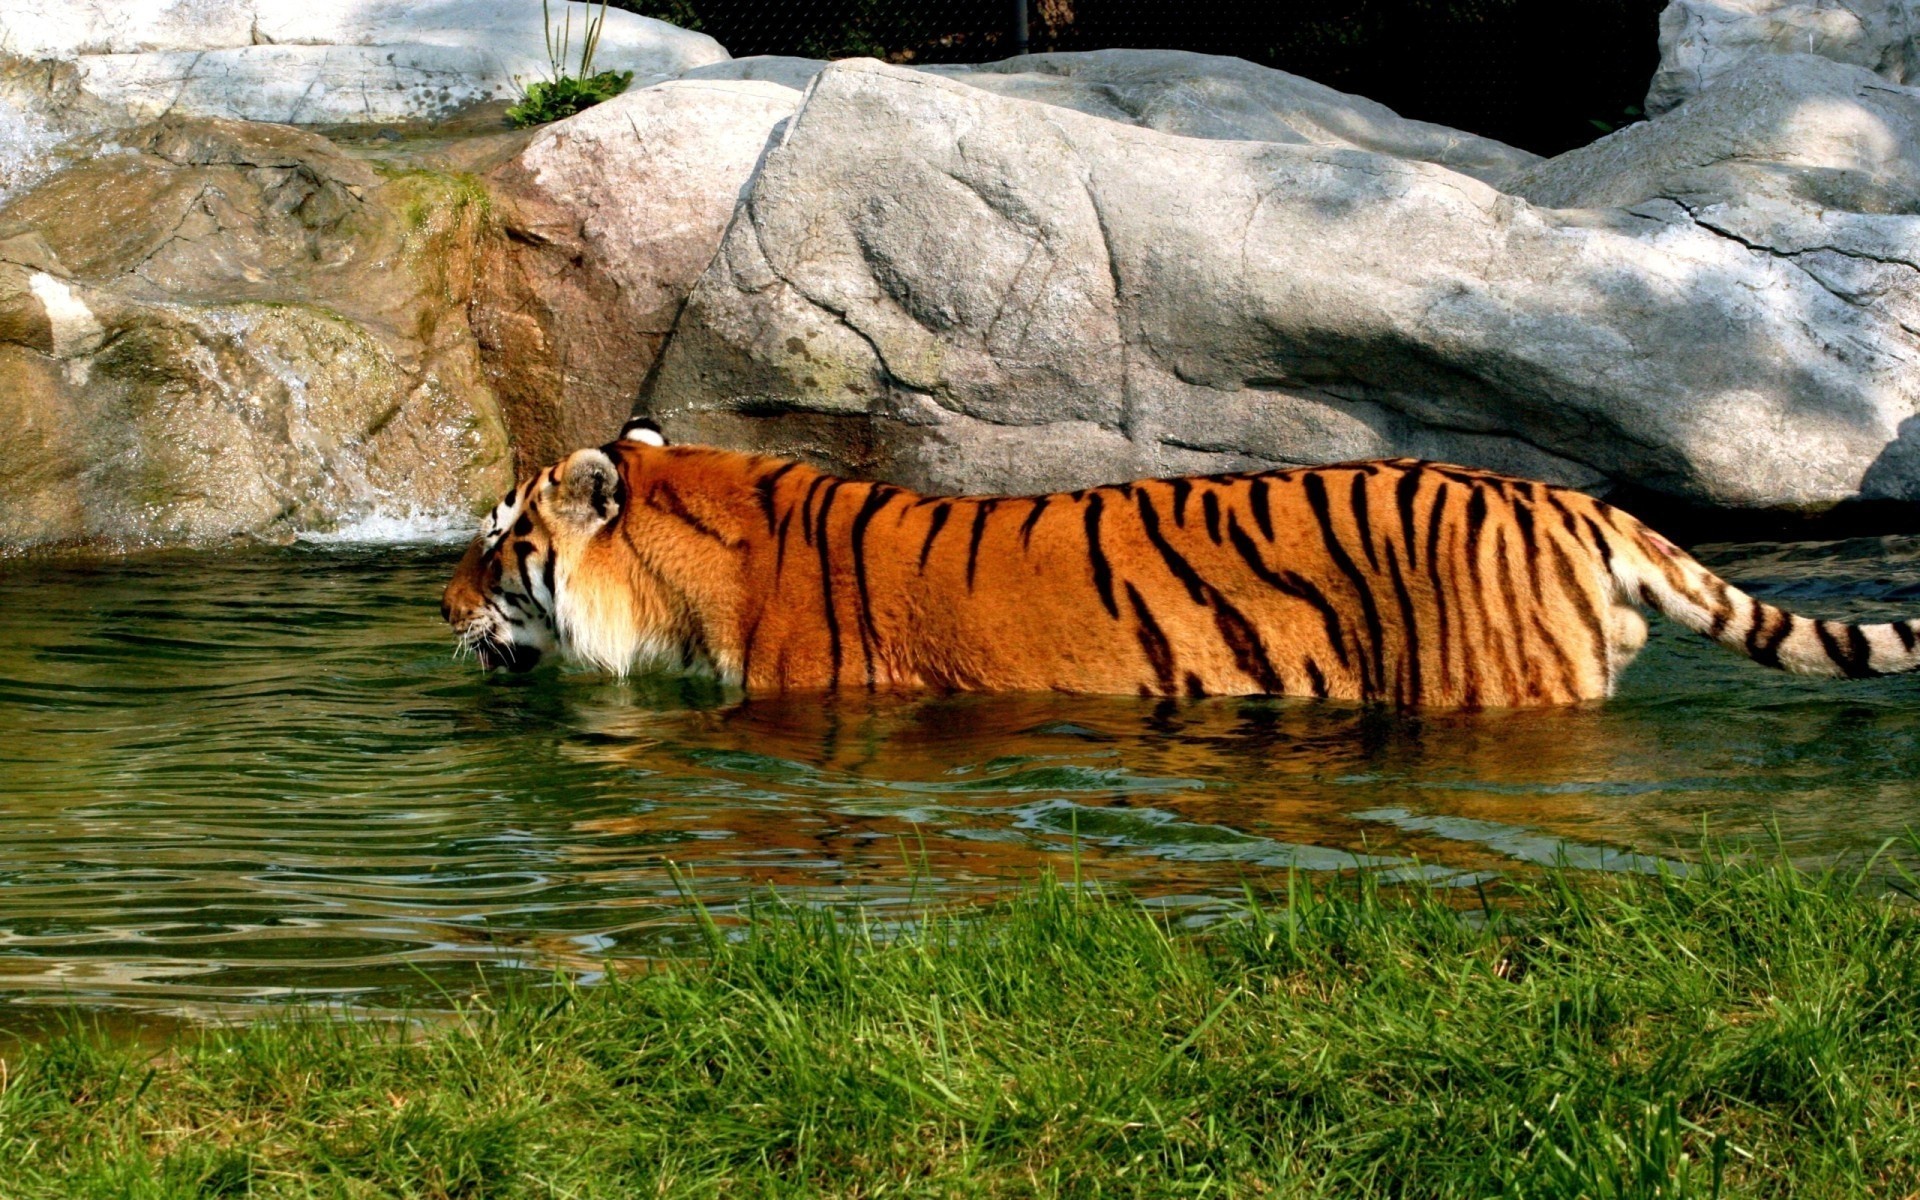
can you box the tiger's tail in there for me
[1602,508,1920,679]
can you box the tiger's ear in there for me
[550,449,624,530]
[619,417,667,447]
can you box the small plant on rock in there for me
[507,0,635,128]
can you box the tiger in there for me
[440,418,1920,707]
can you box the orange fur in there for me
[443,442,1920,706]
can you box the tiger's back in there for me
[748,457,1628,705]
[444,429,1920,706]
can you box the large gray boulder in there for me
[645,59,1920,511]
[683,49,1539,186]
[474,77,802,473]
[1648,0,1920,114]
[0,0,728,125]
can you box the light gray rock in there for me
[683,49,1538,185]
[1512,54,1920,213]
[474,78,802,472]
[1,0,727,125]
[1648,0,1920,114]
[646,59,1920,512]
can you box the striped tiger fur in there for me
[440,419,1920,706]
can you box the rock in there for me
[683,49,1539,185]
[645,59,1920,513]
[474,77,800,474]
[1648,0,1920,115]
[0,118,512,549]
[1,0,728,125]
[1512,54,1920,213]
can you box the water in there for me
[3,536,1920,1023]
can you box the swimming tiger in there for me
[440,418,1920,706]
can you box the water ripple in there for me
[0,539,1918,1021]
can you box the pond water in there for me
[3,535,1920,1022]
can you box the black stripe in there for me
[513,542,538,602]
[540,548,556,607]
[1303,657,1328,699]
[1349,472,1380,573]
[740,611,759,687]
[1423,483,1452,698]
[918,503,952,573]
[1084,494,1119,619]
[1492,528,1544,701]
[1126,582,1177,696]
[966,500,997,590]
[1135,492,1207,604]
[1226,514,1349,669]
[1306,472,1384,699]
[1746,599,1790,669]
[775,509,794,580]
[1817,621,1880,679]
[814,480,845,688]
[1250,477,1273,541]
[1511,495,1541,594]
[1578,514,1615,572]
[1383,539,1422,707]
[755,461,799,532]
[651,481,728,543]
[1395,468,1422,572]
[1019,496,1051,548]
[1209,596,1284,694]
[849,484,895,687]
[799,475,829,547]
[1705,576,1733,640]
[1184,673,1208,699]
[1897,622,1917,653]
[1170,478,1193,527]
[1546,532,1607,682]
[1466,489,1519,703]
[1202,491,1223,545]
[1138,493,1281,692]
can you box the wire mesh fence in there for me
[613,0,1664,157]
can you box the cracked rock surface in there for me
[474,77,802,474]
[0,0,728,125]
[682,49,1540,186]
[644,58,1920,511]
[0,117,513,549]
[1648,0,1919,115]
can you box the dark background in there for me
[613,0,1667,157]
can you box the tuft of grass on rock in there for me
[4,846,1920,1196]
[507,0,633,128]
[506,69,635,128]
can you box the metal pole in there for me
[1012,0,1029,55]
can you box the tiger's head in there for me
[441,418,746,679]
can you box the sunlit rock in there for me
[1648,0,1920,114]
[645,59,1920,511]
[0,0,728,125]
[0,118,512,549]
[682,49,1540,186]
[474,77,801,473]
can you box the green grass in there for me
[4,848,1920,1197]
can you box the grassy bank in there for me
[4,852,1919,1198]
